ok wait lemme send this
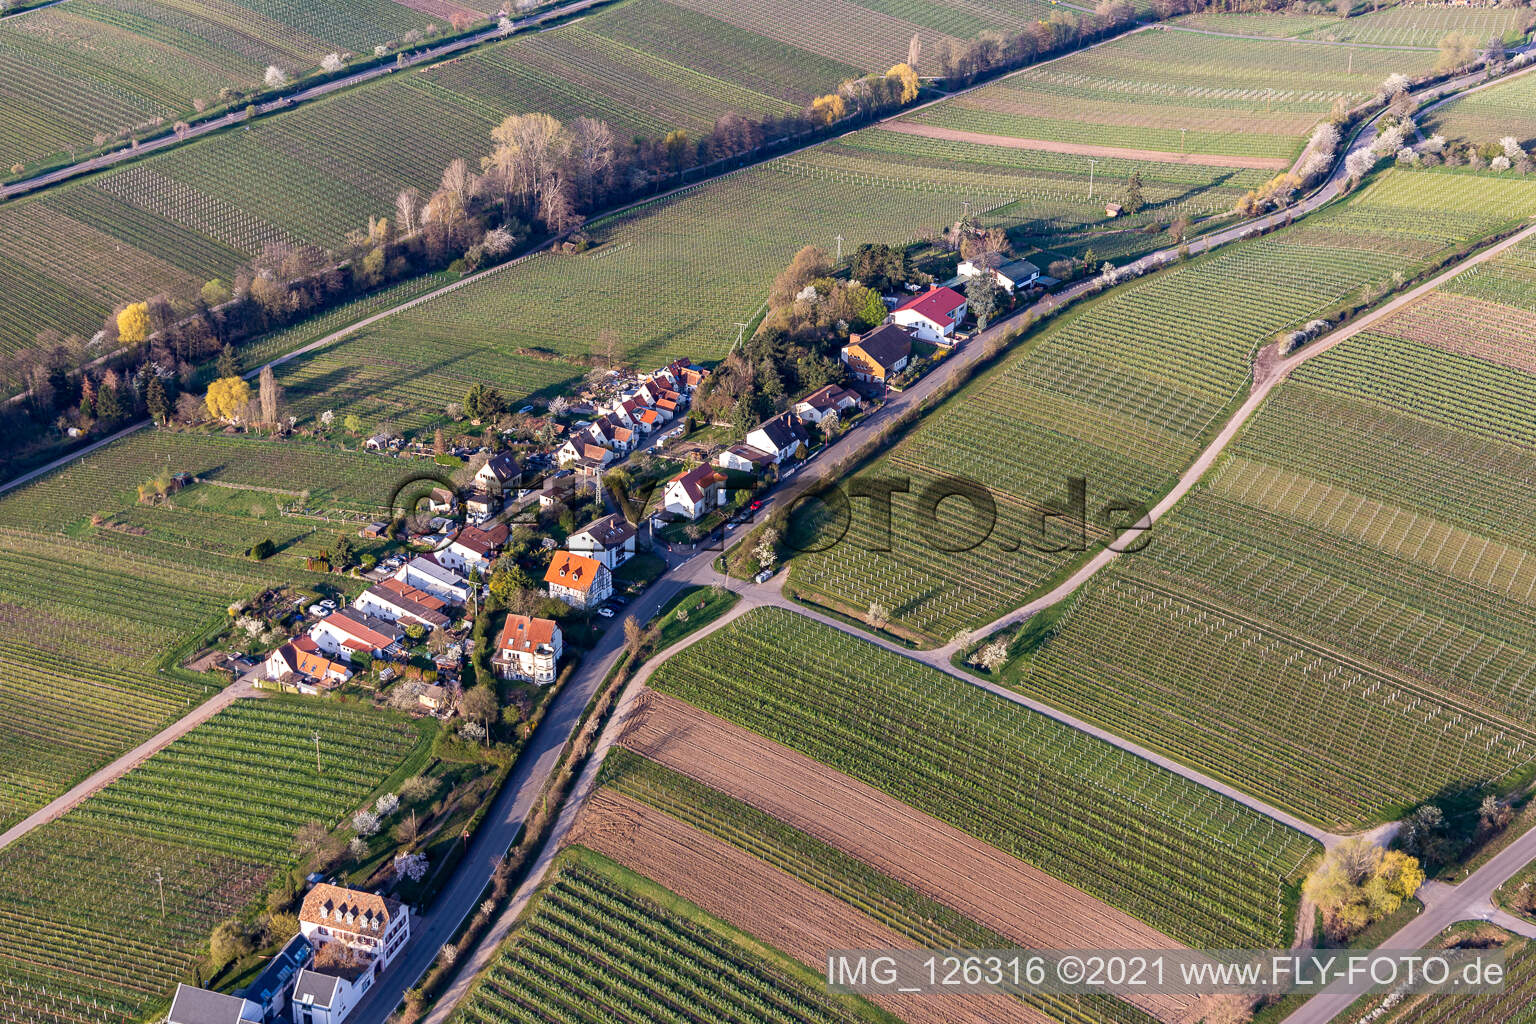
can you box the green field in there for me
[785,170,1536,643]
[1003,232,1536,830]
[0,429,400,828]
[1356,934,1536,1024]
[599,748,1159,1024]
[1424,70,1536,148]
[0,698,422,1023]
[908,29,1438,162]
[1177,6,1528,47]
[0,0,461,171]
[451,850,887,1024]
[649,608,1319,949]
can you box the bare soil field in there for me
[1373,291,1536,375]
[619,691,1196,1024]
[571,788,1053,1024]
[878,121,1291,169]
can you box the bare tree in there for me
[907,32,922,70]
[258,365,281,428]
[395,187,422,233]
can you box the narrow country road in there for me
[0,678,262,853]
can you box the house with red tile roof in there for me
[663,464,726,520]
[309,608,404,662]
[490,614,563,683]
[354,578,451,630]
[543,550,613,609]
[265,636,354,693]
[891,285,967,343]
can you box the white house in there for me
[438,522,507,576]
[544,550,612,609]
[793,384,859,426]
[958,253,1040,293]
[891,285,967,343]
[290,969,369,1024]
[663,464,726,520]
[309,609,404,662]
[490,614,562,684]
[568,513,637,568]
[354,579,451,630]
[167,984,263,1024]
[396,554,471,606]
[474,451,521,493]
[265,637,353,693]
[299,884,410,969]
[716,443,775,474]
[745,411,809,465]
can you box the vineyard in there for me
[598,748,1168,1024]
[0,0,448,170]
[648,607,1319,949]
[0,429,397,827]
[0,698,422,1023]
[1424,69,1536,149]
[1364,934,1536,1024]
[1177,6,1529,47]
[907,29,1437,161]
[785,170,1536,641]
[451,852,885,1024]
[1009,262,1536,829]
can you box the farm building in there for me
[793,384,860,425]
[568,513,637,568]
[395,554,471,606]
[490,614,563,683]
[841,324,915,383]
[544,551,613,609]
[664,465,727,520]
[265,637,354,693]
[309,609,404,662]
[891,285,967,343]
[354,579,451,630]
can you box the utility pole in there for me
[153,868,166,921]
[1348,51,1352,75]
[733,322,748,348]
[312,730,322,774]
[961,199,971,219]
[1181,127,1187,154]
[834,234,844,262]
[1087,159,1098,200]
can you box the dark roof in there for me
[168,985,258,1024]
[480,451,521,483]
[575,512,636,549]
[244,934,312,1007]
[847,324,914,370]
[291,969,341,1009]
[798,384,857,413]
[752,411,809,452]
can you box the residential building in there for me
[426,487,456,514]
[958,252,1041,293]
[490,614,563,683]
[464,489,499,520]
[167,984,262,1024]
[290,965,370,1024]
[793,384,860,425]
[418,683,449,711]
[299,883,410,968]
[544,550,613,609]
[716,443,775,474]
[395,554,471,606]
[567,513,636,568]
[663,464,726,520]
[440,522,508,576]
[745,411,810,465]
[473,451,522,493]
[309,609,404,662]
[891,285,967,342]
[842,323,914,383]
[265,637,353,693]
[244,933,312,1023]
[354,579,451,630]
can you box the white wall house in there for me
[291,885,411,1024]
[891,285,967,343]
[567,513,636,569]
[744,412,810,465]
[308,609,403,662]
[490,614,563,684]
[663,465,726,520]
[396,554,471,606]
[544,551,613,609]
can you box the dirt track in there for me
[621,692,1197,1024]
[878,120,1291,170]
[572,789,1053,1024]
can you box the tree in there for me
[333,533,355,569]
[969,637,1009,672]
[623,615,644,656]
[145,375,169,424]
[264,65,288,88]
[810,94,847,125]
[320,52,344,73]
[1435,32,1477,72]
[209,919,256,969]
[886,63,919,104]
[200,278,231,306]
[754,526,780,574]
[1399,804,1454,868]
[96,373,124,422]
[663,129,693,172]
[434,427,447,456]
[205,376,252,423]
[867,601,889,629]
[464,382,505,420]
[117,303,150,345]
[1124,169,1145,215]
[461,684,499,745]
[968,271,1002,330]
[1304,838,1424,940]
[216,344,239,379]
[343,413,363,434]
[258,365,281,428]
[1479,794,1513,836]
[907,31,922,70]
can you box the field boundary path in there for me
[877,121,1291,168]
[0,0,608,201]
[0,677,261,853]
[940,212,1536,659]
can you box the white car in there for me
[597,607,616,618]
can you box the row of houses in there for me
[557,359,705,470]
[168,883,410,1024]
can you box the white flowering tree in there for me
[320,53,344,73]
[1502,137,1526,162]
[394,851,429,882]
[264,65,288,88]
[352,810,381,836]
[1492,155,1512,172]
[1345,149,1378,181]
[1379,72,1409,99]
[375,792,400,816]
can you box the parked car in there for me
[597,607,615,618]
[754,568,775,584]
